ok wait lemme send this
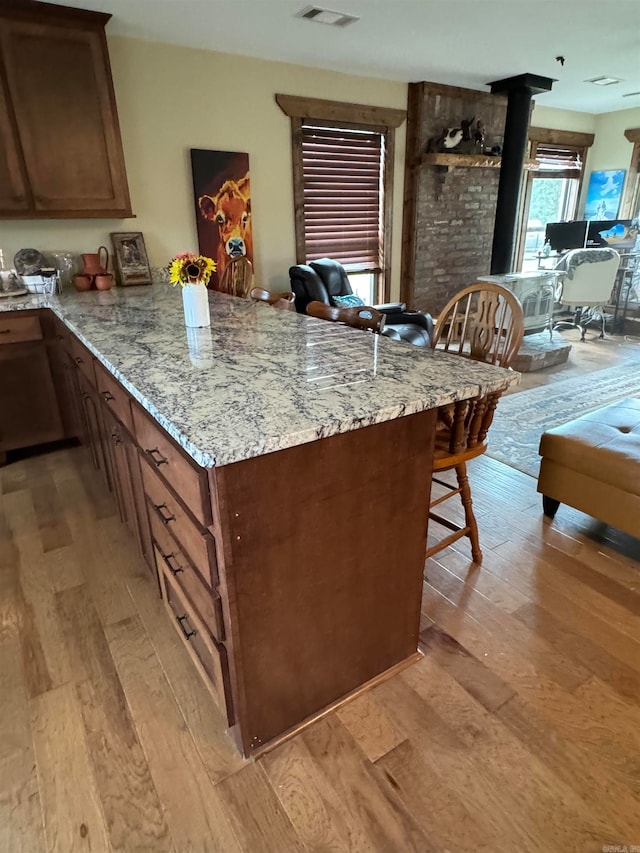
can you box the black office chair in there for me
[289,258,434,347]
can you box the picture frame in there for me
[191,149,252,291]
[110,232,152,286]
[583,169,626,220]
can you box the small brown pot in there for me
[73,274,93,292]
[95,273,114,291]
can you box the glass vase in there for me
[181,282,210,328]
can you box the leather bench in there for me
[537,397,640,538]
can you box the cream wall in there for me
[531,103,596,134]
[0,36,408,296]
[530,103,640,217]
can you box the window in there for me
[621,127,640,219]
[276,95,405,304]
[517,129,594,271]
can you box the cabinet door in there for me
[128,442,156,576]
[0,61,29,213]
[48,333,81,439]
[0,341,64,452]
[0,19,131,217]
[77,370,107,477]
[102,407,131,525]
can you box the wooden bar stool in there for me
[306,300,386,334]
[426,282,524,564]
[250,287,296,311]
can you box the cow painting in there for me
[198,173,253,287]
[190,149,254,291]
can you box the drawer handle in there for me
[154,503,175,525]
[148,447,168,467]
[74,356,84,364]
[161,551,183,576]
[176,614,197,640]
[102,391,115,402]
[0,329,11,335]
[111,430,122,445]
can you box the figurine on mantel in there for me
[426,115,483,155]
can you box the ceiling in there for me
[44,0,640,114]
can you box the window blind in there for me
[301,125,384,268]
[534,143,583,171]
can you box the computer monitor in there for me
[544,221,588,253]
[586,219,637,250]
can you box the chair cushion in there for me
[289,264,329,312]
[381,324,431,347]
[309,259,353,298]
[538,398,640,497]
[331,294,365,308]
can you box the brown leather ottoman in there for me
[537,398,640,538]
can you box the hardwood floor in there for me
[506,329,640,394]
[1,443,639,852]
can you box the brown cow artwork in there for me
[190,149,254,291]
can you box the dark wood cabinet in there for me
[103,407,136,530]
[0,315,64,454]
[0,0,131,219]
[0,58,29,212]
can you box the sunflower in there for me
[168,253,216,286]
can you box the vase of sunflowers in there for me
[168,252,216,328]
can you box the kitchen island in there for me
[1,284,517,755]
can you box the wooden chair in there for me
[306,300,386,334]
[218,256,253,298]
[426,282,525,564]
[249,287,296,311]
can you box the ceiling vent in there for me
[296,5,359,27]
[622,90,640,98]
[585,76,622,86]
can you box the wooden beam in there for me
[528,127,595,148]
[624,127,640,143]
[400,82,424,308]
[275,94,406,128]
[419,80,505,106]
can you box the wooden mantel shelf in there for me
[420,152,539,171]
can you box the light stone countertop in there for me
[0,284,518,468]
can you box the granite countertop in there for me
[0,285,518,467]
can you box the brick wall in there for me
[403,83,508,315]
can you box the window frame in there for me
[276,94,405,303]
[515,127,594,270]
[621,127,640,218]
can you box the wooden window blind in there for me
[532,142,584,178]
[301,124,384,268]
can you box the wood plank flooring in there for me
[1,440,639,852]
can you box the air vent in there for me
[296,5,359,27]
[623,91,640,98]
[585,76,622,86]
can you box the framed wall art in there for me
[110,232,152,286]
[583,169,626,220]
[190,149,253,291]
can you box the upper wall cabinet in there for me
[0,0,132,219]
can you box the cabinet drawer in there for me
[150,502,218,587]
[70,336,95,386]
[142,459,216,581]
[132,404,212,528]
[161,567,233,723]
[153,540,224,642]
[94,361,133,432]
[0,315,42,345]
